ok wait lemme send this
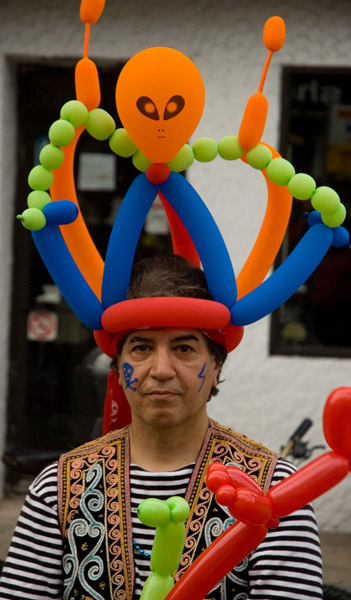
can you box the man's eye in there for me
[176,344,193,354]
[131,344,151,353]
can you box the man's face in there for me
[118,328,220,429]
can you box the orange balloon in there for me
[236,145,292,299]
[80,0,105,25]
[50,128,104,300]
[115,47,205,163]
[238,93,268,152]
[263,16,286,52]
[75,58,101,110]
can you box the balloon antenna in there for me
[238,16,286,151]
[79,0,106,58]
[75,0,105,110]
[258,16,286,93]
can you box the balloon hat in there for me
[18,1,349,431]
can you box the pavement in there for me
[0,489,350,593]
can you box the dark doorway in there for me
[6,59,172,474]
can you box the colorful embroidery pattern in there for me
[57,421,277,600]
[58,429,134,600]
[63,463,105,600]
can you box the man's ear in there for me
[212,358,221,387]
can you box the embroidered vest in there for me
[57,420,278,600]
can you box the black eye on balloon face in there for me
[163,95,185,120]
[136,96,159,120]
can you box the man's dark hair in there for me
[116,255,227,398]
[127,254,214,301]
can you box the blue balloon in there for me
[102,174,159,308]
[43,200,78,225]
[332,226,350,248]
[307,210,322,227]
[32,226,103,330]
[230,224,334,325]
[160,173,237,308]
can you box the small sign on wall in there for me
[27,310,58,342]
[77,152,117,191]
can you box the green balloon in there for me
[246,144,272,170]
[166,496,190,523]
[322,203,346,227]
[60,100,89,127]
[138,496,189,599]
[140,573,174,600]
[266,158,295,186]
[288,173,316,200]
[138,498,171,527]
[311,186,340,214]
[28,165,54,191]
[151,520,185,574]
[48,120,76,146]
[167,144,194,172]
[85,108,116,141]
[218,135,244,160]
[39,144,64,170]
[27,190,51,210]
[17,208,46,230]
[192,137,218,162]
[132,149,152,172]
[109,128,138,157]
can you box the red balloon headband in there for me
[94,297,244,357]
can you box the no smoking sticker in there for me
[27,310,58,341]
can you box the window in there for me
[270,67,351,357]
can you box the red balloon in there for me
[267,452,350,517]
[215,485,237,507]
[207,462,227,474]
[228,489,272,525]
[323,387,351,456]
[164,522,267,600]
[206,469,229,492]
[227,466,264,495]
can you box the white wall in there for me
[0,0,350,531]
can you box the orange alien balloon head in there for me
[116,47,205,164]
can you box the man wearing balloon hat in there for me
[2,2,351,598]
[0,254,325,600]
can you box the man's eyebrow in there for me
[171,334,200,343]
[127,335,153,344]
[126,333,201,344]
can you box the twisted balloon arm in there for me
[164,387,351,600]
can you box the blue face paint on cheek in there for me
[198,362,206,392]
[123,362,139,391]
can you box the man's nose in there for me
[149,348,175,379]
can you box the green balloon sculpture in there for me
[137,496,190,600]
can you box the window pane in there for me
[270,67,351,357]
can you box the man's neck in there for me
[128,414,210,472]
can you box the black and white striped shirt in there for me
[0,458,323,599]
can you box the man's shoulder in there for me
[209,419,278,457]
[59,425,130,462]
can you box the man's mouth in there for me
[144,389,181,397]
